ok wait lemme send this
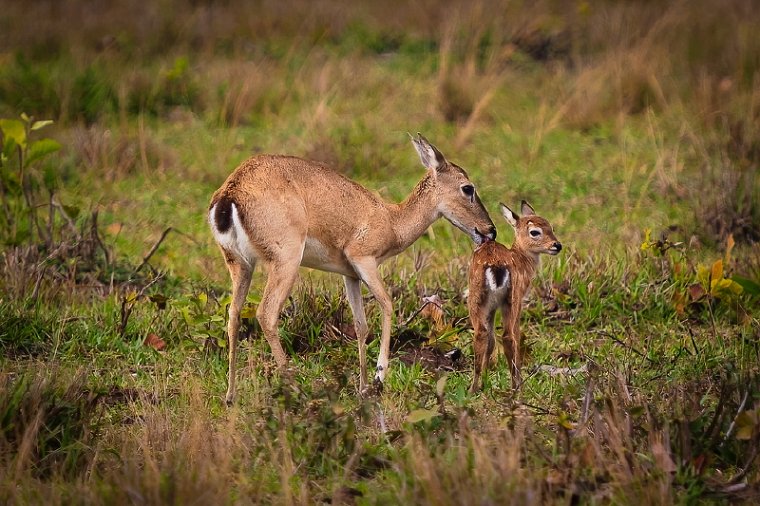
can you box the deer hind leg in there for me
[500,301,522,390]
[470,306,496,393]
[344,276,370,394]
[224,254,254,406]
[256,250,302,371]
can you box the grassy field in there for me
[1,0,759,503]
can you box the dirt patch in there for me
[396,345,467,373]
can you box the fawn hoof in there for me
[225,392,235,407]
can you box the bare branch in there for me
[136,227,174,273]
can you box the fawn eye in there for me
[529,229,542,238]
[461,185,474,197]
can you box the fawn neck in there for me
[388,173,439,249]
[512,241,541,276]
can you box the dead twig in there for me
[401,297,443,328]
[30,265,47,301]
[579,372,596,428]
[593,329,655,364]
[136,227,174,273]
[722,389,750,446]
[136,227,198,273]
[90,210,110,268]
[727,442,759,486]
[50,199,80,238]
[119,272,165,338]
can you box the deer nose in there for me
[487,226,496,240]
[552,242,562,252]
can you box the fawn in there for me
[468,200,561,392]
[209,134,495,403]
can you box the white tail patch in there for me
[208,203,257,265]
[485,267,509,291]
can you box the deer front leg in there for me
[500,300,522,390]
[344,275,370,393]
[348,256,393,393]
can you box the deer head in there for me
[500,200,562,256]
[411,133,496,245]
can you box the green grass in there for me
[1,0,759,503]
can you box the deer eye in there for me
[529,229,542,238]
[461,185,474,197]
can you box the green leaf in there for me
[732,275,760,297]
[710,259,724,285]
[42,164,57,191]
[405,408,440,424]
[240,303,257,319]
[2,138,17,163]
[711,277,743,299]
[735,411,756,440]
[0,119,26,149]
[26,138,61,165]
[736,425,754,440]
[557,411,575,430]
[31,119,54,131]
[696,264,711,287]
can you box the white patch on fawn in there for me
[485,267,510,291]
[485,268,497,290]
[208,203,257,266]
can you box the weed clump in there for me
[0,368,100,481]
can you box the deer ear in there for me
[500,203,519,228]
[411,132,446,171]
[520,200,536,216]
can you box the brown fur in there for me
[468,201,561,393]
[209,134,495,403]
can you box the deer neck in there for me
[388,173,439,250]
[514,245,541,275]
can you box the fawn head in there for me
[500,200,562,255]
[411,133,496,245]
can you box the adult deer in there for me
[468,201,561,393]
[209,134,496,404]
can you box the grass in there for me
[1,0,759,503]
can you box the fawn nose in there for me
[487,226,497,241]
[552,242,562,252]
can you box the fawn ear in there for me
[520,200,536,216]
[500,203,519,228]
[411,132,446,172]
